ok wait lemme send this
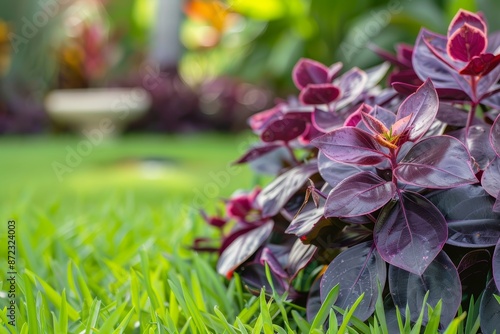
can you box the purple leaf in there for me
[235,144,282,164]
[396,79,439,141]
[361,112,389,136]
[261,118,307,143]
[320,241,386,322]
[482,157,500,198]
[286,196,326,238]
[257,162,318,217]
[238,262,288,296]
[299,84,341,105]
[374,191,447,275]
[328,62,343,81]
[312,107,344,133]
[292,58,329,90]
[491,114,500,156]
[457,250,491,294]
[412,29,468,92]
[392,82,421,95]
[325,172,396,217]
[394,136,477,188]
[492,239,500,292]
[306,278,322,322]
[286,239,316,279]
[389,251,461,327]
[318,152,373,188]
[369,43,409,68]
[344,103,372,128]
[427,185,500,247]
[369,105,396,129]
[495,197,500,213]
[450,124,496,170]
[436,103,469,126]
[217,221,274,278]
[479,278,500,334]
[249,104,284,133]
[365,62,391,89]
[312,128,388,166]
[334,68,368,109]
[261,246,288,278]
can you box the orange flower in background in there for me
[184,0,230,33]
[0,21,11,76]
[183,0,236,48]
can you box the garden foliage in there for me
[200,9,500,332]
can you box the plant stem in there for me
[465,75,479,137]
[313,188,328,199]
[465,102,478,137]
[285,142,300,165]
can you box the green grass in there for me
[0,134,481,333]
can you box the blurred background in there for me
[0,0,497,208]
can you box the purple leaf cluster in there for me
[198,9,500,332]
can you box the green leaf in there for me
[58,289,68,334]
[85,299,101,334]
[259,290,274,334]
[311,283,340,330]
[24,270,79,321]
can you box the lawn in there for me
[0,133,283,333]
[0,134,479,333]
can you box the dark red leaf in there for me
[261,118,307,143]
[292,58,329,90]
[234,144,282,164]
[459,53,500,76]
[248,104,283,133]
[299,83,341,105]
[447,23,487,62]
[448,9,487,38]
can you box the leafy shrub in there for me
[199,9,500,332]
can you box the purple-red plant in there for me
[198,8,500,332]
